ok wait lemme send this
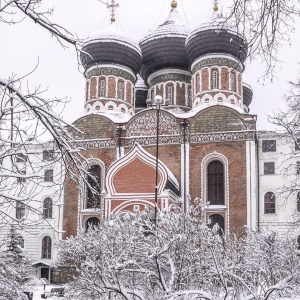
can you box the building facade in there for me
[63,1,258,238]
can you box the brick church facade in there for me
[63,0,258,238]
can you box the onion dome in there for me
[243,81,253,107]
[80,24,142,74]
[135,75,148,109]
[139,2,190,81]
[186,18,248,65]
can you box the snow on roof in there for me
[140,7,190,44]
[84,23,141,54]
[186,17,244,45]
[135,75,148,90]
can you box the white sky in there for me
[1,0,299,130]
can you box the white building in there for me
[0,140,64,283]
[257,131,300,240]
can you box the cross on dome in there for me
[171,1,177,8]
[107,0,120,23]
[213,0,219,12]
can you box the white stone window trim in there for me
[78,158,105,230]
[201,152,230,232]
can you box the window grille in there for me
[212,70,218,89]
[117,81,124,100]
[43,198,53,218]
[264,162,275,175]
[188,87,192,107]
[295,139,300,150]
[17,236,24,248]
[262,140,276,152]
[196,74,201,93]
[99,79,105,97]
[43,150,54,161]
[166,86,173,102]
[207,161,224,205]
[16,201,25,219]
[86,165,101,209]
[264,192,276,214]
[42,236,52,259]
[44,170,53,182]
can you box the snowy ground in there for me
[27,285,65,300]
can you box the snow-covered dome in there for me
[139,2,190,81]
[243,81,253,107]
[186,18,248,65]
[80,24,142,74]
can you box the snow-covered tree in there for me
[0,227,31,300]
[57,208,300,300]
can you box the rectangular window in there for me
[99,79,105,97]
[264,162,275,175]
[230,72,236,92]
[188,87,192,107]
[44,169,53,182]
[295,139,300,150]
[17,170,26,183]
[166,86,173,102]
[43,150,54,161]
[117,81,124,100]
[262,140,276,152]
[16,153,28,163]
[196,74,201,93]
[16,201,25,219]
[296,162,300,175]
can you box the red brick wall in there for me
[202,69,209,90]
[90,77,97,99]
[176,83,186,106]
[108,76,116,98]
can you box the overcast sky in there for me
[1,0,299,130]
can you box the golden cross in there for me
[107,0,120,23]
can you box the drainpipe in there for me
[256,132,260,232]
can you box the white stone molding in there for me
[201,151,230,233]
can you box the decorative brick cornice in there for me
[86,67,135,83]
[149,73,191,86]
[72,131,256,149]
[192,57,243,73]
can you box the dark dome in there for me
[243,82,253,107]
[135,75,148,108]
[186,18,248,65]
[139,6,190,81]
[80,26,142,74]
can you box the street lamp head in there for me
[153,95,163,105]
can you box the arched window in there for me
[230,72,237,92]
[264,192,276,214]
[207,161,224,205]
[151,89,155,100]
[43,198,53,218]
[99,78,105,97]
[297,192,300,212]
[188,87,192,107]
[208,214,225,234]
[117,81,124,100]
[42,236,52,259]
[16,201,25,219]
[297,235,300,250]
[86,165,101,209]
[196,74,201,93]
[211,69,219,89]
[85,217,100,231]
[166,85,173,103]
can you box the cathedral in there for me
[62,0,258,239]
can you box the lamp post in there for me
[180,119,189,215]
[146,95,163,226]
